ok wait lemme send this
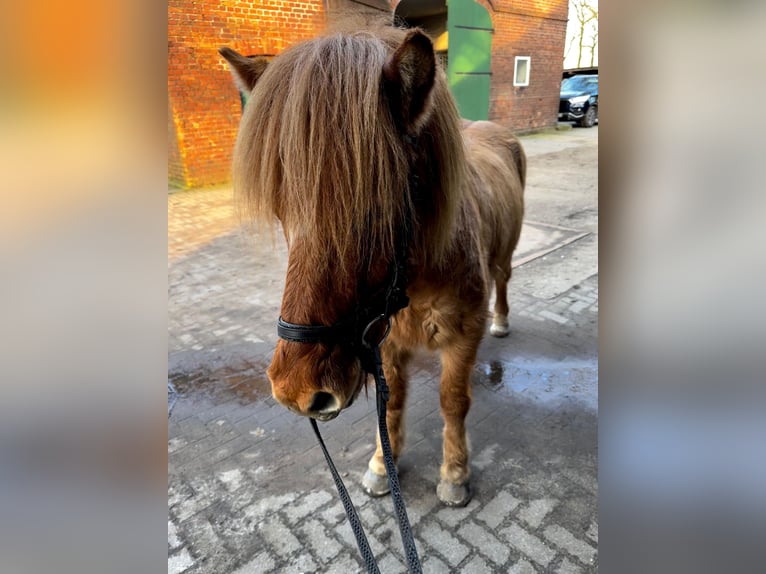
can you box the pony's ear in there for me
[382,30,436,132]
[219,47,269,96]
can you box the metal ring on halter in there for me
[361,314,391,350]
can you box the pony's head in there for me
[221,26,465,419]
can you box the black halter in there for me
[275,134,423,573]
[276,237,411,369]
[276,138,419,367]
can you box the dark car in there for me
[559,74,598,127]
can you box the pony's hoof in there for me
[490,323,510,337]
[362,469,390,497]
[437,481,472,507]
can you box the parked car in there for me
[559,74,598,127]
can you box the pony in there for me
[220,23,525,506]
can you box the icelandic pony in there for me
[220,25,525,506]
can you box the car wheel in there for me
[579,106,597,128]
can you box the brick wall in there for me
[490,3,569,131]
[168,0,567,188]
[168,0,326,188]
[391,0,568,131]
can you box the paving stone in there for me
[299,518,343,560]
[462,555,493,574]
[518,498,557,529]
[169,436,189,454]
[324,553,363,573]
[319,501,345,525]
[282,489,333,524]
[539,309,571,325]
[569,300,590,313]
[377,552,407,574]
[500,523,557,567]
[543,525,597,565]
[509,558,537,574]
[217,468,245,492]
[168,519,182,549]
[241,492,298,524]
[230,551,276,574]
[172,492,214,522]
[457,520,510,565]
[285,553,318,573]
[586,521,598,543]
[557,557,583,574]
[433,498,480,527]
[168,479,194,509]
[475,490,521,529]
[421,522,470,567]
[420,555,451,574]
[259,516,303,559]
[168,548,195,574]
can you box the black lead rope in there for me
[310,418,380,574]
[370,346,422,573]
[290,131,423,572]
[311,346,422,574]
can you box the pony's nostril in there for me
[308,391,339,414]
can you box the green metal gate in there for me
[447,0,493,120]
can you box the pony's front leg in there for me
[362,344,411,497]
[436,339,478,507]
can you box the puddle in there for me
[473,357,598,410]
[168,361,273,406]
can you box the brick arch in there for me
[390,0,495,14]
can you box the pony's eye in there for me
[361,315,391,349]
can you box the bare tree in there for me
[565,0,598,68]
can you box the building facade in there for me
[168,0,568,188]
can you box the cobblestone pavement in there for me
[169,128,598,573]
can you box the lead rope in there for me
[310,418,380,574]
[308,134,422,572]
[370,346,422,573]
[310,346,422,573]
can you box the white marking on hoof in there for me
[362,468,390,497]
[437,481,472,507]
[490,322,510,337]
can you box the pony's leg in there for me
[436,338,479,506]
[490,263,512,337]
[362,344,412,497]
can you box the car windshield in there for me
[561,76,597,92]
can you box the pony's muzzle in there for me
[269,379,342,421]
[306,391,341,420]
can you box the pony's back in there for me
[461,121,526,272]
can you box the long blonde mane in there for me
[232,25,465,272]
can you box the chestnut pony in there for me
[221,24,525,506]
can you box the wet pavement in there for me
[168,127,598,573]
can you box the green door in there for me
[447,0,493,120]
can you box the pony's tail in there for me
[508,136,527,190]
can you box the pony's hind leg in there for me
[490,263,512,337]
[362,344,412,497]
[436,337,480,507]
